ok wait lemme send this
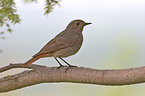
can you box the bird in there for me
[23,19,91,68]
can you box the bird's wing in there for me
[33,31,82,57]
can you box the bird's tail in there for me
[23,56,41,67]
[23,53,53,67]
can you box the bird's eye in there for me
[76,22,80,25]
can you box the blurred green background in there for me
[0,0,145,96]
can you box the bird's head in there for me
[66,19,91,32]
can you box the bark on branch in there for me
[0,64,145,93]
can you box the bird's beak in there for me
[85,23,92,26]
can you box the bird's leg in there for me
[59,57,77,72]
[54,57,66,68]
[58,57,77,67]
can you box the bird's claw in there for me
[65,65,77,72]
[57,65,67,69]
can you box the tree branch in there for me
[1,64,145,93]
[0,63,30,73]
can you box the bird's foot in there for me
[57,65,67,69]
[68,65,77,67]
[65,64,77,72]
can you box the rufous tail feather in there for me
[24,56,41,67]
[24,53,53,67]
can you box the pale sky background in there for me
[0,0,145,96]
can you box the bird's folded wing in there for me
[33,32,82,57]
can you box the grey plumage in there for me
[24,19,91,67]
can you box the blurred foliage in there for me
[0,0,60,40]
[24,0,61,15]
[0,0,60,52]
[44,0,60,15]
[0,0,20,39]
